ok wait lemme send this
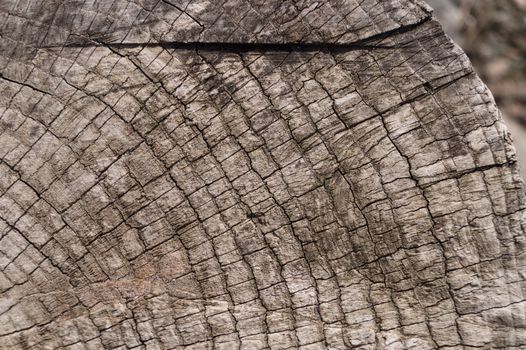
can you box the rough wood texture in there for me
[0,1,525,349]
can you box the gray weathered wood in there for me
[0,0,524,349]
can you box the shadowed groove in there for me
[41,15,433,52]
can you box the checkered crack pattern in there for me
[0,0,525,349]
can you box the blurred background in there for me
[426,0,526,178]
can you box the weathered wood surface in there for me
[0,0,525,349]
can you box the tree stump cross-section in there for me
[0,0,525,349]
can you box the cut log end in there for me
[0,0,524,349]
